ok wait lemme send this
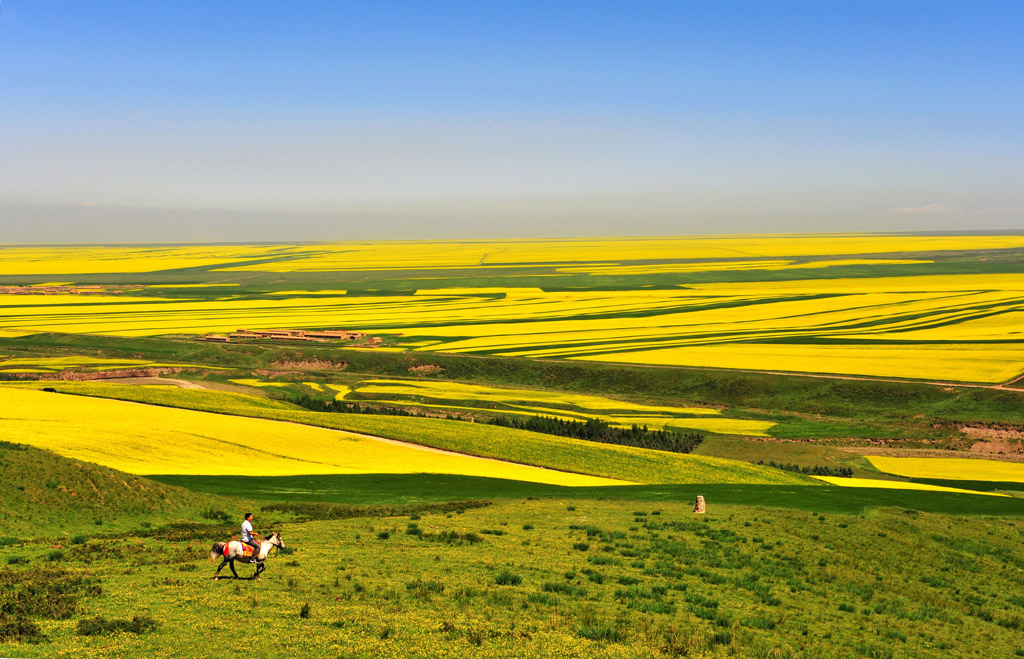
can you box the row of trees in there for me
[489,415,704,454]
[286,395,704,453]
[757,460,853,477]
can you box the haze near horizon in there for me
[1,1,1022,242]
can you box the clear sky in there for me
[1,1,1022,242]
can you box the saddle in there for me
[224,542,259,558]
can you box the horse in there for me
[209,532,285,580]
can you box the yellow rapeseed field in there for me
[4,234,1020,275]
[211,235,1024,272]
[555,259,932,276]
[0,244,288,275]
[347,379,775,436]
[3,238,1024,383]
[229,378,292,388]
[0,387,626,486]
[865,457,1024,483]
[325,384,351,400]
[810,476,1007,496]
[0,356,198,372]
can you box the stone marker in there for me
[694,495,706,514]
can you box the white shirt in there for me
[241,520,253,542]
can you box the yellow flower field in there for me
[810,476,1007,496]
[0,387,626,486]
[0,356,200,372]
[555,259,932,276]
[345,379,775,436]
[866,457,1024,483]
[3,234,1023,275]
[229,378,292,388]
[325,384,351,400]
[211,235,1024,272]
[2,237,1024,383]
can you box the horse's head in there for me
[269,532,285,549]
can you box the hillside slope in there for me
[2,382,811,485]
[0,442,224,536]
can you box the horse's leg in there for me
[214,557,228,577]
[229,558,240,579]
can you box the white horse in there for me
[210,532,285,579]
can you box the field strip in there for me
[0,387,630,486]
[811,475,1008,496]
[866,456,1024,482]
[556,357,1024,390]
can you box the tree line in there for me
[286,395,704,453]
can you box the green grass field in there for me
[3,496,1023,658]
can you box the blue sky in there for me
[1,1,1022,241]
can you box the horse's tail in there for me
[210,542,226,563]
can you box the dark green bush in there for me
[494,570,522,586]
[0,616,45,643]
[76,615,157,636]
[575,624,624,643]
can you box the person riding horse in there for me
[241,512,261,563]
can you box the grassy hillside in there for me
[2,382,812,485]
[2,498,1023,658]
[0,442,233,536]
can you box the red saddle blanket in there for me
[224,543,257,558]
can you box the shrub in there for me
[202,508,231,523]
[70,534,88,545]
[0,616,45,643]
[77,615,157,636]
[0,536,20,547]
[575,624,624,643]
[494,570,522,586]
[299,602,311,619]
[573,542,590,552]
[47,550,66,562]
[7,556,30,565]
[543,582,587,597]
[741,615,777,630]
[377,531,391,540]
[406,579,445,597]
[522,524,534,531]
[406,523,422,537]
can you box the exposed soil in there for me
[101,377,207,389]
[266,359,349,371]
[53,367,185,381]
[958,425,1024,441]
[408,364,444,375]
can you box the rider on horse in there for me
[241,512,261,562]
